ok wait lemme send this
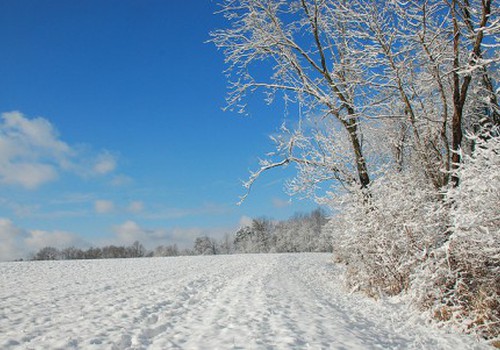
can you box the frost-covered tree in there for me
[194,236,219,255]
[212,0,373,201]
[213,0,499,342]
[327,171,448,296]
[412,132,500,342]
[233,226,253,253]
[212,0,498,199]
[274,208,330,252]
[231,209,329,253]
[233,218,274,253]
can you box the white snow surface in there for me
[0,253,490,349]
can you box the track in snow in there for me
[0,253,488,349]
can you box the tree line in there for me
[29,208,330,260]
[193,208,330,255]
[31,241,148,261]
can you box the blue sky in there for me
[0,0,316,260]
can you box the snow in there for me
[0,253,489,349]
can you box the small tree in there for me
[194,236,218,255]
[127,241,146,258]
[218,233,234,254]
[154,244,179,257]
[33,246,60,261]
[61,246,85,260]
[84,247,102,259]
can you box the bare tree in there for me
[33,247,60,261]
[154,244,179,257]
[212,0,373,202]
[218,233,235,254]
[448,0,498,185]
[212,0,499,199]
[61,246,85,260]
[127,241,146,258]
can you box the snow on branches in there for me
[212,0,499,344]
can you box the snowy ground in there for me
[0,253,490,349]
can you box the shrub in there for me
[411,134,500,344]
[328,170,446,297]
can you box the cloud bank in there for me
[107,220,230,250]
[0,111,118,189]
[0,217,233,261]
[0,218,87,261]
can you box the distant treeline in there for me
[31,241,149,261]
[30,208,330,260]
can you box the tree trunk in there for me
[346,118,370,188]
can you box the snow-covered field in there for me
[0,253,489,349]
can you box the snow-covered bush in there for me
[233,218,274,253]
[273,209,331,253]
[412,134,500,344]
[327,170,447,297]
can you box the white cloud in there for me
[0,218,25,261]
[24,230,86,252]
[110,174,133,187]
[0,111,71,188]
[113,220,147,244]
[93,151,116,175]
[1,111,71,156]
[272,197,292,208]
[0,217,234,261]
[95,200,114,214]
[0,218,86,261]
[127,201,144,214]
[0,111,119,189]
[2,162,57,189]
[112,220,171,247]
[238,215,253,227]
[0,197,89,220]
[169,227,208,247]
